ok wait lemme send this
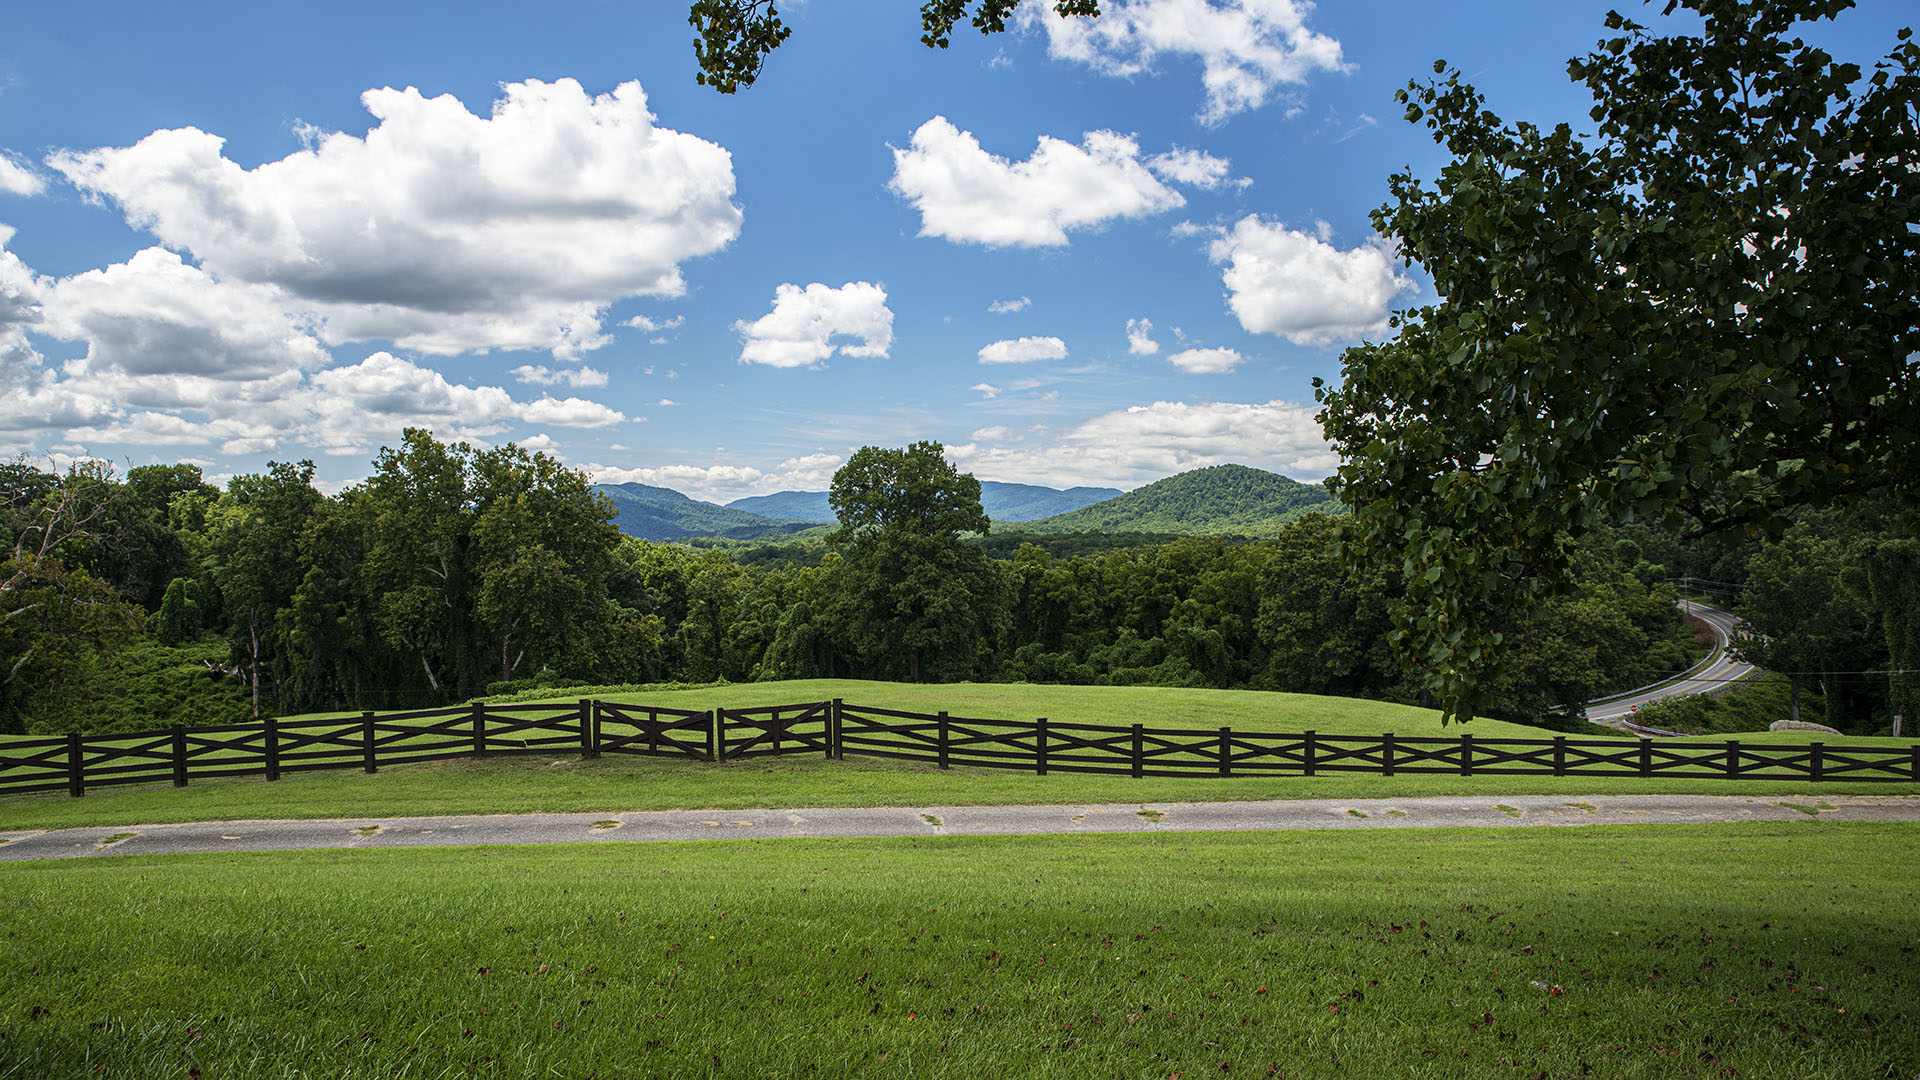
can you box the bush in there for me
[25,641,256,735]
[1631,678,1826,736]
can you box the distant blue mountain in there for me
[592,483,815,541]
[723,481,1122,524]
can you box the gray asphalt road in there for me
[1587,599,1758,723]
[2,793,1912,861]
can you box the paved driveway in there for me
[2,792,1912,861]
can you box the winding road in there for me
[1585,599,1758,726]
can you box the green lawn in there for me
[2,822,1913,1078]
[2,681,1913,830]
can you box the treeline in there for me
[5,430,1723,735]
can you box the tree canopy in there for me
[1317,0,1919,722]
[687,0,1098,92]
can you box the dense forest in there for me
[1,430,1906,737]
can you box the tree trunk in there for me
[1789,674,1801,725]
[249,611,262,719]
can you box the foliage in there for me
[1632,677,1836,737]
[23,641,253,736]
[1019,464,1333,537]
[825,442,1001,682]
[1317,1,1920,721]
[689,0,1099,92]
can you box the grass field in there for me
[2,822,1914,1078]
[3,681,1914,831]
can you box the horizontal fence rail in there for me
[3,698,1917,798]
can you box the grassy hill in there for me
[1018,464,1334,537]
[593,482,814,541]
[726,481,1123,524]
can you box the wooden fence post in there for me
[472,702,487,758]
[1553,736,1566,777]
[1303,730,1317,777]
[1638,737,1653,778]
[172,724,188,787]
[772,707,783,757]
[1382,732,1396,778]
[1460,733,1473,777]
[265,715,280,781]
[1911,743,1919,783]
[580,699,596,759]
[1218,726,1231,777]
[362,711,377,773]
[1131,723,1144,778]
[708,709,721,763]
[1725,740,1739,780]
[831,699,844,760]
[1809,742,1824,783]
[67,733,83,798]
[937,711,950,770]
[1035,717,1049,776]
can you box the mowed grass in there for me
[2,680,1913,831]
[2,822,1915,1079]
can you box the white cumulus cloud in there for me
[1146,147,1241,189]
[0,154,45,197]
[41,247,329,379]
[1207,216,1413,345]
[1167,346,1243,373]
[586,452,844,504]
[734,281,893,369]
[988,296,1031,314]
[46,78,741,360]
[948,398,1333,488]
[511,364,610,389]
[889,117,1186,248]
[625,314,685,333]
[1021,0,1347,126]
[978,336,1068,365]
[1125,317,1160,355]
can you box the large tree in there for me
[826,442,1002,682]
[1317,0,1918,721]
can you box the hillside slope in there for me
[593,483,814,541]
[725,480,1122,524]
[1017,464,1334,537]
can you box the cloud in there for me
[1167,346,1243,373]
[1125,317,1160,355]
[1207,216,1414,345]
[625,314,684,333]
[1021,0,1347,125]
[511,364,609,388]
[47,78,741,359]
[734,281,893,369]
[889,117,1185,248]
[947,398,1334,488]
[0,225,46,377]
[1146,147,1242,190]
[0,154,44,196]
[586,452,844,504]
[40,247,330,379]
[978,335,1068,365]
[971,382,1001,399]
[988,296,1031,314]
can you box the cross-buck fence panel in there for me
[2,698,1915,799]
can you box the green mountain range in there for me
[593,483,815,542]
[725,481,1121,523]
[597,465,1330,542]
[1013,464,1334,537]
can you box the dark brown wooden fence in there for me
[3,698,1917,798]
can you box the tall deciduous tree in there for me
[199,461,323,718]
[827,442,1001,682]
[1317,0,1919,721]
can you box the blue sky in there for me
[0,0,1908,501]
